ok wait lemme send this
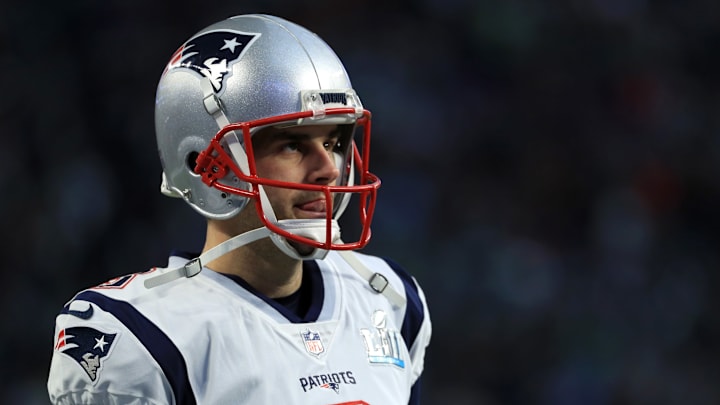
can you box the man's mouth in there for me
[295,199,327,217]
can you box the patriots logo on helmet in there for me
[165,29,261,94]
[55,326,117,382]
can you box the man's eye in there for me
[282,142,300,152]
[325,139,341,151]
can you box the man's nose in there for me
[308,147,340,184]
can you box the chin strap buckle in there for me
[338,250,406,308]
[183,258,203,278]
[369,273,389,294]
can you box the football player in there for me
[48,14,431,404]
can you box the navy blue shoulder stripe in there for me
[75,290,197,405]
[381,257,425,350]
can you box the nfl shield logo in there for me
[301,329,325,356]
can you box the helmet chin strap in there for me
[144,226,272,289]
[143,221,404,308]
[144,194,341,289]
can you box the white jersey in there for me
[47,250,432,405]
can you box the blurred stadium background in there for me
[1,0,719,403]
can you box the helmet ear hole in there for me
[186,151,200,173]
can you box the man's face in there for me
[250,124,344,222]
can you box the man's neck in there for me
[202,224,303,299]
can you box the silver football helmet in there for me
[155,14,380,259]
